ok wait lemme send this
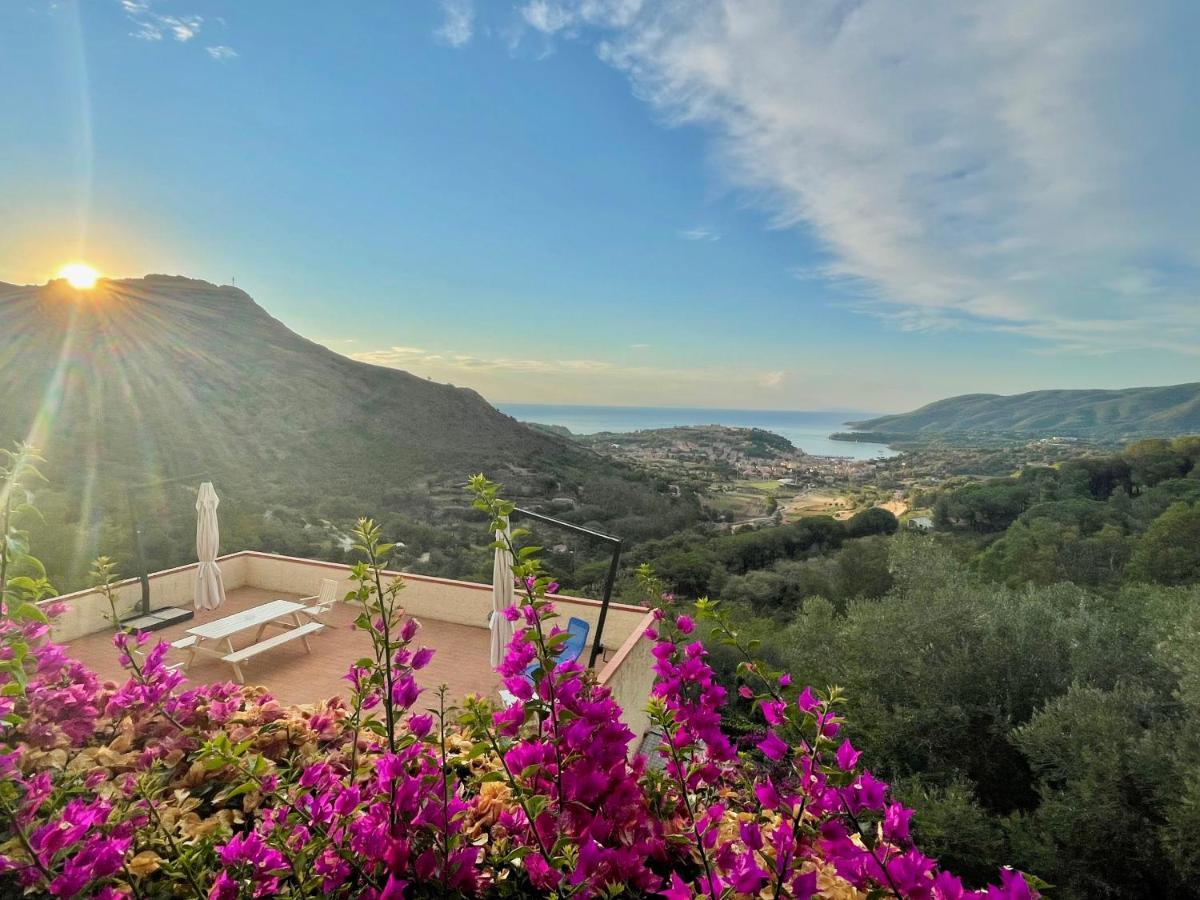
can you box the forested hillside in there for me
[634,435,1200,898]
[0,276,697,588]
[849,383,1200,440]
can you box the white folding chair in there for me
[299,578,341,626]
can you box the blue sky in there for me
[2,1,1198,412]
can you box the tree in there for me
[844,505,899,537]
[1129,501,1200,585]
[1123,438,1191,492]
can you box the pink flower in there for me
[410,647,434,670]
[883,802,914,843]
[675,615,694,634]
[791,870,819,899]
[835,739,862,770]
[660,871,693,899]
[407,714,434,738]
[757,730,788,761]
[761,699,786,726]
[797,685,820,713]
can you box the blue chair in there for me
[525,616,591,679]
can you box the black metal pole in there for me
[590,539,622,668]
[128,493,151,618]
[126,472,209,618]
[512,507,622,669]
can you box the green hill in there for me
[847,382,1200,441]
[0,276,686,587]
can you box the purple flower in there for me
[660,872,692,899]
[883,802,914,843]
[407,714,434,737]
[757,730,788,761]
[797,685,819,713]
[410,647,434,670]
[835,738,862,771]
[761,699,786,726]
[675,615,694,634]
[791,870,819,899]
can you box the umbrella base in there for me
[124,607,194,633]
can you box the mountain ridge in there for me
[1,275,663,586]
[848,381,1200,439]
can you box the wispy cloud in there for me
[348,344,782,393]
[679,226,720,242]
[119,1,235,57]
[518,1,1200,356]
[436,0,476,47]
[121,0,201,41]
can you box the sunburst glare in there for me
[57,262,100,289]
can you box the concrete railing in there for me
[38,551,658,740]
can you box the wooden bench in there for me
[170,635,197,650]
[221,622,323,683]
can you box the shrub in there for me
[0,471,1038,898]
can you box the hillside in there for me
[0,276,681,586]
[847,382,1200,440]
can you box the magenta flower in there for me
[791,870,819,898]
[757,729,788,761]
[410,647,434,670]
[675,615,694,634]
[761,699,786,726]
[797,685,820,713]
[660,872,693,899]
[835,738,861,770]
[407,714,434,737]
[883,802,914,842]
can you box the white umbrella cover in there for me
[490,517,516,668]
[194,482,226,611]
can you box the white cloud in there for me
[679,226,720,242]
[206,45,237,61]
[119,1,218,47]
[522,1,1200,356]
[521,1,575,34]
[350,343,781,391]
[436,0,475,47]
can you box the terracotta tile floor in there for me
[66,587,500,707]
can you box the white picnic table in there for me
[181,599,322,683]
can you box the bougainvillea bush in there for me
[0,468,1040,898]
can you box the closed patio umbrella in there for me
[194,482,226,611]
[490,517,516,668]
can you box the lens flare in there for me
[57,263,100,289]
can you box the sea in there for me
[497,404,899,460]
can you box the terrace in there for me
[42,550,658,743]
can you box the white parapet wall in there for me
[38,553,250,644]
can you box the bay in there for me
[497,404,898,460]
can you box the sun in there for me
[57,262,100,290]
